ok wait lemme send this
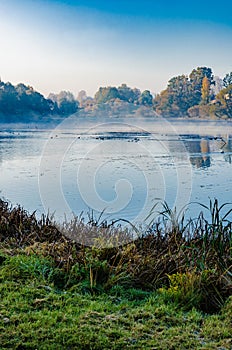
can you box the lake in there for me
[1,117,232,225]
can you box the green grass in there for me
[0,198,232,349]
[0,252,231,349]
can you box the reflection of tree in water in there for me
[184,134,232,168]
[200,139,211,168]
[184,137,211,169]
[222,135,232,164]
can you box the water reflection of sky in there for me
[0,122,232,224]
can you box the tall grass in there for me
[0,198,231,313]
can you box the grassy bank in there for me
[0,199,231,349]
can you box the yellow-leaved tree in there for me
[201,76,210,104]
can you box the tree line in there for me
[0,67,231,122]
[0,82,78,122]
[153,67,232,118]
[78,67,232,119]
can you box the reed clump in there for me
[0,198,231,313]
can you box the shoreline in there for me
[0,198,232,348]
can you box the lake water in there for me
[1,117,232,225]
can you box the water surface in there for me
[1,118,232,224]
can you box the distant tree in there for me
[154,90,180,117]
[0,82,18,116]
[48,91,78,115]
[189,67,214,105]
[95,87,120,103]
[223,72,232,88]
[117,84,141,103]
[153,67,215,117]
[0,81,55,122]
[132,88,141,104]
[16,84,53,116]
[77,90,87,107]
[138,90,153,106]
[201,76,210,105]
[94,84,142,106]
[211,76,224,96]
[216,85,232,118]
[167,75,191,110]
[153,75,192,116]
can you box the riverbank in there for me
[0,199,231,348]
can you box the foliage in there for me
[0,80,80,122]
[95,86,121,104]
[91,68,231,119]
[187,104,218,119]
[0,197,232,349]
[94,84,152,107]
[154,67,215,117]
[223,72,232,88]
[1,67,232,121]
[215,84,232,118]
[48,91,78,116]
[138,90,153,106]
[161,270,226,312]
[117,84,141,103]
[201,76,210,105]
[0,81,54,122]
[189,67,214,105]
[0,198,231,314]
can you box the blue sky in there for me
[0,0,232,97]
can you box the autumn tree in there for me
[201,76,210,104]
[154,90,179,117]
[153,67,215,117]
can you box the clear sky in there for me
[0,0,232,97]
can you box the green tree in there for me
[154,90,180,117]
[189,67,214,105]
[153,67,215,118]
[95,87,120,104]
[167,75,192,111]
[153,75,192,117]
[223,72,232,88]
[0,80,58,122]
[48,91,78,115]
[216,85,232,118]
[117,84,141,103]
[138,90,153,106]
